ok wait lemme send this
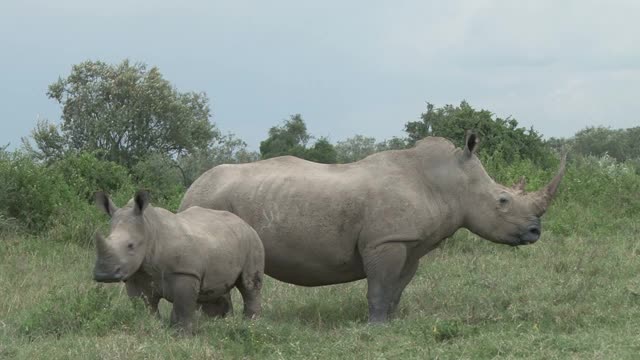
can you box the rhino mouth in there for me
[93,273,123,283]
[93,266,124,283]
[508,223,541,246]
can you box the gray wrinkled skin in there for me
[179,135,566,323]
[93,190,265,333]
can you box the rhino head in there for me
[459,132,566,246]
[93,190,151,283]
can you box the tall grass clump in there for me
[19,285,148,339]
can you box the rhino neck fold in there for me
[422,157,468,233]
[139,207,160,275]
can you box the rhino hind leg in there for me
[362,242,411,323]
[200,293,234,318]
[236,271,263,319]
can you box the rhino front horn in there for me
[534,153,567,215]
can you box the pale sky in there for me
[1,0,639,150]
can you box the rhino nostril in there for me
[114,266,121,275]
[529,227,541,236]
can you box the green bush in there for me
[51,152,133,201]
[481,152,553,190]
[0,152,75,232]
[132,153,186,211]
[44,199,105,246]
[0,213,21,236]
[405,101,556,168]
[0,151,138,241]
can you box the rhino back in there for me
[174,207,262,288]
[142,206,256,296]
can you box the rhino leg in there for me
[125,274,160,316]
[169,274,200,334]
[237,271,263,319]
[388,259,419,317]
[200,293,234,318]
[362,243,410,323]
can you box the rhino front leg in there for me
[125,274,160,316]
[388,259,419,317]
[169,274,200,334]
[362,242,409,323]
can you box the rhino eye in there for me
[127,243,134,250]
[499,196,510,206]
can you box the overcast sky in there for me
[1,0,639,150]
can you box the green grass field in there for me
[2,217,639,359]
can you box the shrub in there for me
[132,153,185,211]
[0,152,75,232]
[405,101,557,168]
[51,152,133,201]
[44,199,106,246]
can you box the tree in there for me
[404,101,553,166]
[305,137,337,164]
[36,59,215,167]
[545,136,571,154]
[334,135,408,163]
[570,126,640,162]
[335,135,377,163]
[259,114,310,159]
[25,119,68,163]
[375,136,409,152]
[259,114,337,163]
[177,133,259,186]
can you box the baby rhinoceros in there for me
[92,190,264,333]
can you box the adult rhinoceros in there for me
[179,134,566,323]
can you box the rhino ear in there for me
[464,130,479,158]
[134,190,150,215]
[95,191,117,217]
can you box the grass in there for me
[2,209,640,360]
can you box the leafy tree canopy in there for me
[571,126,640,162]
[32,59,215,167]
[259,114,337,164]
[404,101,553,166]
[305,137,337,164]
[334,135,408,163]
[335,135,377,163]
